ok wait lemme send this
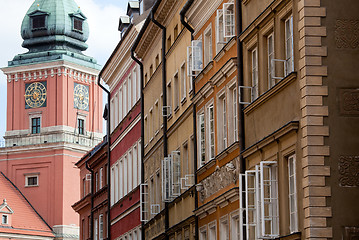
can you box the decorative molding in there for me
[335,19,359,49]
[343,227,359,240]
[339,156,359,187]
[339,88,359,115]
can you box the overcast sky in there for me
[0,0,128,141]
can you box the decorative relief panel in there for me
[339,89,359,115]
[198,159,238,202]
[343,226,359,240]
[335,19,359,49]
[339,156,359,187]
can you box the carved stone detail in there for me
[339,89,359,115]
[335,19,359,49]
[339,156,359,187]
[198,159,238,202]
[343,226,359,240]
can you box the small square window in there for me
[2,215,8,225]
[26,175,38,187]
[31,117,41,134]
[73,17,83,32]
[78,119,85,135]
[32,15,46,29]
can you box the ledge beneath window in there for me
[213,36,236,63]
[276,232,301,240]
[243,72,297,115]
[216,141,240,163]
[196,158,216,176]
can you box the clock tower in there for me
[0,0,103,238]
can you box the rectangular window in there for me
[162,157,172,202]
[223,2,235,37]
[288,154,298,233]
[216,9,226,54]
[133,145,138,187]
[240,161,279,239]
[183,143,189,176]
[123,81,127,115]
[204,27,213,66]
[132,68,137,105]
[99,214,104,240]
[267,33,275,88]
[94,218,98,240]
[78,118,85,135]
[198,112,205,167]
[114,163,119,202]
[128,74,132,110]
[200,226,207,240]
[124,156,128,196]
[119,160,123,199]
[167,82,172,116]
[230,213,240,240]
[155,55,160,68]
[187,46,193,91]
[220,217,229,240]
[251,48,259,100]
[32,15,46,29]
[110,99,115,132]
[192,39,203,72]
[217,94,227,152]
[31,117,41,134]
[2,215,8,224]
[167,36,172,50]
[174,25,178,38]
[140,183,149,222]
[114,94,119,126]
[208,222,216,240]
[83,178,86,197]
[99,168,103,189]
[285,16,294,75]
[95,172,99,191]
[111,167,115,205]
[172,151,181,197]
[233,87,238,142]
[26,175,38,187]
[73,18,83,31]
[180,63,186,101]
[207,104,215,160]
[174,73,179,110]
[128,150,133,191]
[119,87,123,121]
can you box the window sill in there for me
[196,158,216,176]
[174,106,179,113]
[25,185,39,188]
[243,72,297,115]
[181,97,187,105]
[213,36,236,63]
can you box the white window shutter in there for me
[187,46,193,78]
[162,157,172,202]
[192,40,203,72]
[223,3,235,38]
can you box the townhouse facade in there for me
[73,139,108,240]
[133,0,198,240]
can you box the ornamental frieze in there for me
[198,159,238,202]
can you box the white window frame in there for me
[119,87,123,121]
[128,73,132,110]
[114,163,119,202]
[251,48,259,100]
[199,225,207,240]
[285,15,294,75]
[204,25,213,66]
[208,221,217,240]
[94,218,98,240]
[230,211,240,240]
[267,33,275,89]
[2,214,8,225]
[216,9,226,54]
[140,183,149,222]
[29,112,42,135]
[111,166,115,205]
[180,62,187,101]
[207,103,215,160]
[99,167,103,189]
[99,214,104,240]
[217,92,227,151]
[220,215,229,240]
[173,72,180,110]
[192,39,203,72]
[171,151,181,197]
[197,110,206,167]
[288,154,298,233]
[223,2,235,38]
[25,174,39,187]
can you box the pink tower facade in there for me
[0,0,103,239]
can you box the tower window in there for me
[78,119,85,135]
[25,175,39,187]
[31,117,41,134]
[73,17,83,32]
[32,15,46,29]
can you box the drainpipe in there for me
[85,161,94,240]
[236,0,245,173]
[180,2,199,240]
[150,10,170,237]
[130,49,145,240]
[97,73,111,240]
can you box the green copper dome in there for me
[9,0,100,69]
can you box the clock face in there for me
[25,82,47,109]
[74,83,89,111]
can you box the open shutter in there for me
[216,9,226,54]
[223,3,235,38]
[192,40,203,72]
[245,170,258,240]
[171,151,181,197]
[259,161,279,238]
[162,157,171,202]
[140,183,149,222]
[239,173,245,240]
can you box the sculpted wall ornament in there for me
[338,156,359,187]
[339,89,359,115]
[335,19,359,49]
[198,159,238,202]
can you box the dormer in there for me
[69,10,87,33]
[127,1,140,19]
[0,199,14,226]
[118,16,131,36]
[28,10,50,31]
